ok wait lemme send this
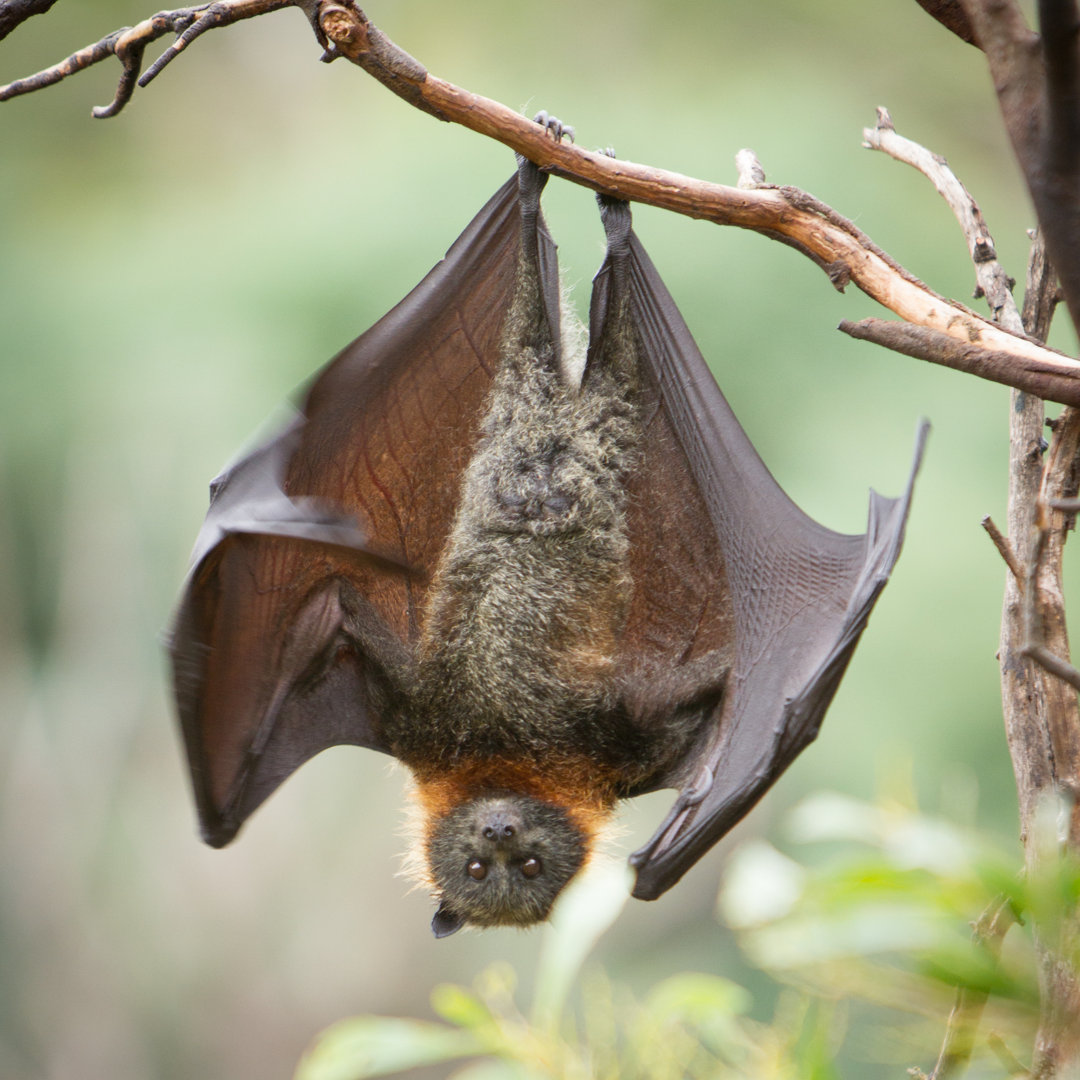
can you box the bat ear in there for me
[431,902,466,939]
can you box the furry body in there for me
[377,181,711,929]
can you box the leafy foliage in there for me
[296,792,1079,1078]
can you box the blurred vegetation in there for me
[297,794,1069,1078]
[1,2,1078,1078]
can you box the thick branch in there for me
[3,0,1078,396]
[998,228,1080,1080]
[959,0,1080,338]
[1037,0,1080,180]
[312,4,1079,381]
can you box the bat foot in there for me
[597,191,632,255]
[532,110,574,144]
[594,147,631,244]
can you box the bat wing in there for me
[598,231,927,900]
[170,174,560,846]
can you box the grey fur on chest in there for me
[411,337,640,756]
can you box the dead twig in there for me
[916,896,1018,1078]
[983,515,1025,587]
[863,105,1020,328]
[0,0,61,42]
[838,318,1080,406]
[914,0,979,46]
[0,0,298,118]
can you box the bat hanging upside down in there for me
[170,118,927,937]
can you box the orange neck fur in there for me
[401,755,619,891]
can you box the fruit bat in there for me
[170,133,927,937]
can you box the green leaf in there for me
[793,1000,843,1080]
[431,983,496,1032]
[917,942,1040,1004]
[295,1016,484,1080]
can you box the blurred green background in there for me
[1,1,1075,1077]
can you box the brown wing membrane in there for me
[169,175,559,847]
[602,233,927,900]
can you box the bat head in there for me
[425,794,587,937]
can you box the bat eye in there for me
[520,857,542,879]
[467,859,488,881]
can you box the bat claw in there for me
[532,110,574,144]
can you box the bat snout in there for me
[475,799,524,849]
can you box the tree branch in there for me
[914,0,979,46]
[982,514,1025,585]
[4,1,1075,402]
[999,227,1080,1080]
[860,99,1080,1079]
[863,106,1019,326]
[0,0,299,118]
[838,318,1080,405]
[0,0,60,42]
[920,896,1018,1079]
[959,0,1080,339]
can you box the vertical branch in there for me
[999,230,1080,1078]
[1000,234,1060,853]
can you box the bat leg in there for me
[619,649,729,723]
[504,144,562,369]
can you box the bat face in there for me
[170,150,926,935]
[426,795,587,936]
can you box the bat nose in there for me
[481,818,516,843]
[477,803,522,846]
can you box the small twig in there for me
[982,515,1025,587]
[913,0,979,46]
[988,1033,1031,1076]
[1049,498,1080,513]
[0,0,297,117]
[1022,230,1062,344]
[920,896,1017,1079]
[0,0,61,42]
[863,106,1021,330]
